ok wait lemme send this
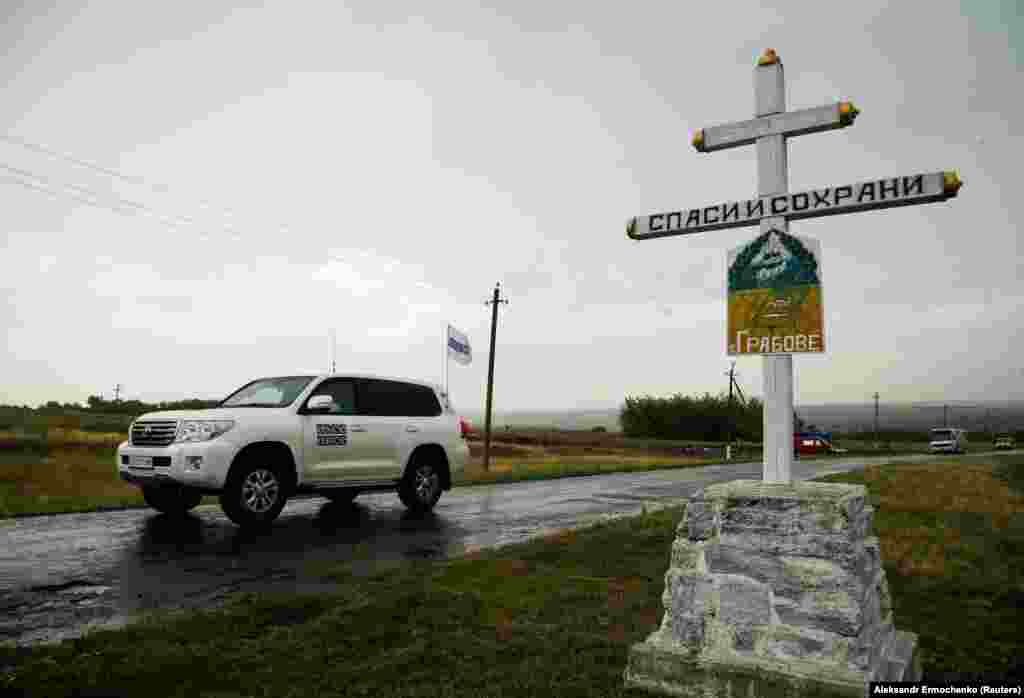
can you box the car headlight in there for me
[175,420,235,443]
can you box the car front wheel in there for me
[398,459,442,513]
[220,459,289,527]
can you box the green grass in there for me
[0,446,218,518]
[2,456,1023,693]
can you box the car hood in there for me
[134,408,290,421]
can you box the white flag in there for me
[447,325,472,366]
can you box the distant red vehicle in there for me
[794,433,843,456]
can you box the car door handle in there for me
[405,426,419,433]
[350,425,367,433]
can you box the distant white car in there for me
[994,435,1016,451]
[929,428,968,454]
[117,374,471,527]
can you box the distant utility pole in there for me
[114,384,122,403]
[482,282,509,472]
[873,392,880,449]
[725,362,738,458]
[328,329,336,374]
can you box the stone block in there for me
[716,574,772,651]
[700,480,868,521]
[883,630,922,681]
[756,623,848,664]
[660,570,715,646]
[669,539,707,573]
[773,591,864,637]
[718,531,866,569]
[705,543,784,589]
[719,503,871,538]
[625,640,868,698]
[661,610,706,647]
[704,544,876,604]
[876,571,892,620]
[850,615,894,673]
[682,500,719,541]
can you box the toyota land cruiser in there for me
[117,374,471,527]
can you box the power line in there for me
[0,163,200,230]
[2,134,238,217]
[0,162,259,239]
[0,136,289,240]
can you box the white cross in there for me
[626,49,962,483]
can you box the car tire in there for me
[398,456,442,513]
[142,485,202,515]
[220,458,289,527]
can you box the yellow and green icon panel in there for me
[727,229,824,355]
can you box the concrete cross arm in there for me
[692,102,860,153]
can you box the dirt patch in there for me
[870,461,1024,517]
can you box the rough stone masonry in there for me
[624,480,921,697]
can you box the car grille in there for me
[131,420,178,447]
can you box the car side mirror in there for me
[307,395,334,412]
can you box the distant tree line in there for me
[81,395,222,415]
[0,395,223,433]
[620,392,764,441]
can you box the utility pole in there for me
[482,283,509,472]
[114,384,122,403]
[873,392,880,449]
[725,362,737,459]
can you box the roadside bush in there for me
[620,392,762,441]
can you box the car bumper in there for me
[116,438,239,490]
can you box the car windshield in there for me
[930,429,955,440]
[220,376,314,408]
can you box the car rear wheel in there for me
[398,458,442,513]
[142,485,202,515]
[220,458,289,527]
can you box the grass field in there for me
[816,454,1024,680]
[1,454,1021,694]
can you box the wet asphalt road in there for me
[0,453,965,646]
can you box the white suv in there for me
[117,374,471,527]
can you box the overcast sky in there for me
[1,1,1021,411]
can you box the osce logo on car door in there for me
[316,423,347,447]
